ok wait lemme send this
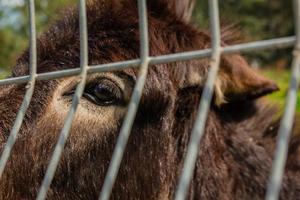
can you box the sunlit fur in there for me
[0,0,299,199]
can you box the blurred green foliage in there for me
[194,0,294,64]
[0,0,75,72]
[262,70,300,114]
[195,0,294,39]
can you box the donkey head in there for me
[1,0,293,199]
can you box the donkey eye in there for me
[83,79,123,106]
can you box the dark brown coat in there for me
[0,0,299,199]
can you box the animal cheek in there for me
[72,106,123,137]
[135,93,171,125]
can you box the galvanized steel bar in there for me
[36,0,89,199]
[98,0,150,199]
[265,0,300,199]
[174,0,222,199]
[0,36,296,87]
[0,0,37,178]
[222,36,295,54]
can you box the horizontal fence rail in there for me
[0,36,296,86]
[0,0,299,200]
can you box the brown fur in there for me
[0,0,299,199]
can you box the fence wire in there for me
[98,0,149,199]
[0,0,299,200]
[175,0,221,199]
[265,0,300,199]
[0,0,37,178]
[36,0,89,199]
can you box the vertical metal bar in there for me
[35,0,89,199]
[174,0,222,199]
[0,0,37,178]
[265,0,300,199]
[98,0,150,200]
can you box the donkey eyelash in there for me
[64,77,124,106]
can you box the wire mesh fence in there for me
[0,0,299,200]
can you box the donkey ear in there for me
[172,0,196,23]
[214,54,279,105]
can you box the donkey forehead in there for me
[12,1,202,103]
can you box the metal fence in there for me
[0,0,299,200]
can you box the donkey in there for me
[0,0,299,199]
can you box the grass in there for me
[261,69,300,114]
[0,74,7,79]
[0,70,9,79]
